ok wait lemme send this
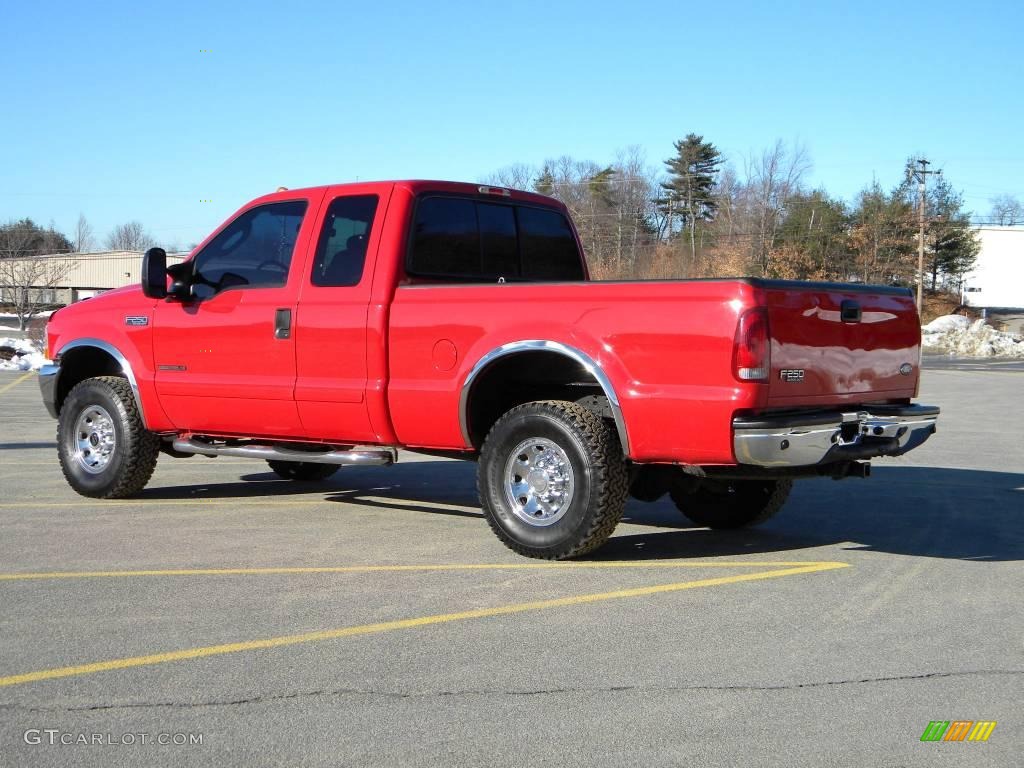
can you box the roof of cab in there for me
[249,180,564,209]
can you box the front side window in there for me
[407,196,584,282]
[311,195,379,287]
[191,201,307,296]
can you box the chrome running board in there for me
[171,439,395,466]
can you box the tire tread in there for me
[478,400,628,559]
[58,376,160,498]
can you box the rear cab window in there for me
[407,196,585,282]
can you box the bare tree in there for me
[106,221,154,251]
[71,214,94,253]
[743,140,811,275]
[0,224,72,330]
[989,194,1023,226]
[483,151,662,279]
[482,163,538,191]
[610,146,658,273]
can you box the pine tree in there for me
[659,134,722,266]
[775,191,851,279]
[533,166,555,196]
[894,171,980,291]
[849,181,916,285]
[927,177,979,290]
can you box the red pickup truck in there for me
[40,180,938,558]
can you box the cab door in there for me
[152,193,322,437]
[293,185,391,442]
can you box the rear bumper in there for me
[39,363,60,419]
[733,404,939,467]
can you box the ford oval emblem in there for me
[899,363,913,376]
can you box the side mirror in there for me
[166,261,194,301]
[141,248,167,299]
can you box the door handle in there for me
[840,300,862,323]
[274,308,292,339]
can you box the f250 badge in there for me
[124,316,149,327]
[780,369,805,383]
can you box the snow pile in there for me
[0,338,46,371]
[922,314,972,333]
[921,316,1024,358]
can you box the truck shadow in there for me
[142,460,1023,562]
[601,465,1024,562]
[320,461,1021,563]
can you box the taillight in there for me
[733,307,770,381]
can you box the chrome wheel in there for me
[73,404,117,474]
[503,437,576,526]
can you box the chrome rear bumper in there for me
[733,404,939,467]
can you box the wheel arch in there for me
[54,338,146,423]
[459,340,631,457]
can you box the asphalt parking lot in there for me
[0,365,1020,767]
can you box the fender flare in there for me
[458,339,631,456]
[54,337,147,424]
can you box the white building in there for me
[0,251,188,306]
[965,226,1024,309]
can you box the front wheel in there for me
[670,479,792,529]
[267,461,340,481]
[57,376,160,498]
[478,401,628,559]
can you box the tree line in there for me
[486,136,999,292]
[0,216,161,258]
[0,217,163,331]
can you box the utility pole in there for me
[907,158,942,313]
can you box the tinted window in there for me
[192,201,307,296]
[408,196,584,282]
[478,203,518,277]
[518,206,584,281]
[311,195,379,287]
[409,197,479,276]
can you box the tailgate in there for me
[760,281,921,406]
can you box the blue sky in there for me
[2,0,1021,249]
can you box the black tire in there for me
[670,479,792,529]
[266,461,340,481]
[478,400,629,559]
[57,376,160,499]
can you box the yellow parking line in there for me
[0,498,366,509]
[0,561,848,581]
[0,561,847,688]
[0,372,34,395]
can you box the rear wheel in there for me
[478,401,628,559]
[670,479,792,529]
[57,376,159,498]
[266,461,340,481]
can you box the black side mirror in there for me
[141,248,167,299]
[166,261,194,301]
